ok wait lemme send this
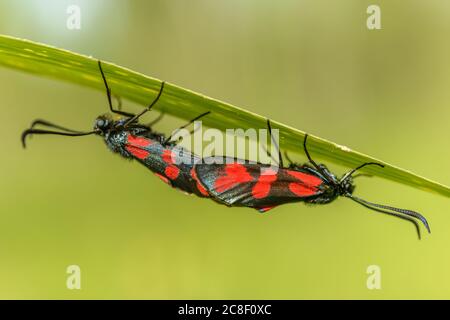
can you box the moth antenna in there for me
[345,194,430,238]
[30,119,84,133]
[21,129,97,148]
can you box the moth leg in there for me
[98,60,135,117]
[145,112,165,127]
[266,119,283,168]
[164,111,210,144]
[123,81,165,126]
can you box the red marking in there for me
[252,168,277,199]
[162,149,175,164]
[125,145,149,159]
[190,168,209,196]
[285,170,322,197]
[127,134,153,147]
[165,166,180,180]
[159,149,179,180]
[155,173,170,185]
[286,170,323,186]
[214,163,253,193]
[257,205,277,213]
[288,183,318,197]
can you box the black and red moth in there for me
[22,61,210,198]
[21,61,430,238]
[191,120,430,238]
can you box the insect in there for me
[22,61,211,198]
[192,120,430,238]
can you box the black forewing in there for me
[194,157,326,208]
[124,132,205,197]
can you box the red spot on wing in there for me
[127,134,153,147]
[214,163,253,193]
[165,166,180,180]
[286,170,323,197]
[191,168,210,196]
[162,149,175,164]
[288,183,318,197]
[160,149,180,180]
[126,134,153,159]
[286,170,323,186]
[125,145,149,159]
[252,168,277,199]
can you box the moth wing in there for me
[194,157,326,208]
[125,134,205,196]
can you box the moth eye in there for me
[96,119,104,127]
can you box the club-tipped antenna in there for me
[29,119,84,133]
[345,193,430,239]
[22,129,97,148]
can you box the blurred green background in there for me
[0,0,449,299]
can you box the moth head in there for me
[93,113,118,135]
[339,175,355,196]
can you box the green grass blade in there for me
[1,34,449,197]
